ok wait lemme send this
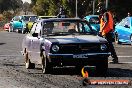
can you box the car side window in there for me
[118,18,125,26]
[124,18,130,28]
[89,17,99,24]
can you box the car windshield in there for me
[29,16,38,22]
[14,16,21,21]
[89,17,99,24]
[23,16,37,22]
[42,20,93,36]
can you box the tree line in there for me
[0,0,132,21]
[30,0,132,20]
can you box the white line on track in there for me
[0,55,23,57]
[118,56,132,58]
[109,61,132,64]
[119,62,132,64]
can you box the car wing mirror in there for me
[32,33,38,37]
[10,20,13,22]
[124,25,130,28]
[19,20,22,23]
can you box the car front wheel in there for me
[95,58,108,76]
[24,52,35,69]
[115,33,121,44]
[130,35,132,45]
[41,52,52,73]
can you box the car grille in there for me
[57,43,108,54]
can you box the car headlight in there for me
[100,44,107,51]
[52,45,59,52]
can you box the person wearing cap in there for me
[99,8,118,63]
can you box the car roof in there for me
[85,15,99,17]
[84,15,99,20]
[38,18,85,22]
[39,16,57,18]
[21,15,37,16]
[126,17,132,19]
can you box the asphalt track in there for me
[0,31,132,88]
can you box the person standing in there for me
[128,12,131,17]
[99,8,118,63]
[57,6,67,18]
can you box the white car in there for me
[22,18,110,75]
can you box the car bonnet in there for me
[45,35,107,44]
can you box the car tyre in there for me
[95,59,108,76]
[23,28,27,34]
[130,35,132,45]
[21,29,25,34]
[115,33,121,44]
[75,64,84,75]
[10,26,14,32]
[9,26,11,32]
[41,52,52,73]
[25,52,35,69]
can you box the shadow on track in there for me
[33,66,132,77]
[34,66,96,77]
[3,63,24,67]
[0,43,6,45]
[107,68,132,77]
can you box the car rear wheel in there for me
[25,52,35,69]
[9,27,11,32]
[75,65,84,75]
[23,28,27,34]
[115,33,121,44]
[10,26,14,32]
[41,52,52,73]
[130,35,132,45]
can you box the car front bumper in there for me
[48,52,111,66]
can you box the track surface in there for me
[0,31,132,88]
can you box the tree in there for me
[31,0,98,18]
[23,2,30,15]
[0,0,23,14]
[31,0,132,20]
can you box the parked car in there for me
[10,16,25,33]
[26,16,57,33]
[84,15,100,33]
[3,23,10,32]
[10,15,37,33]
[26,16,38,32]
[84,15,115,41]
[115,17,132,44]
[22,18,110,75]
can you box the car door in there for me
[116,18,130,42]
[28,22,43,64]
[118,18,131,42]
[122,18,132,42]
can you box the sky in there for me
[22,0,31,3]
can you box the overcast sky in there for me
[22,0,31,3]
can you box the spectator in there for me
[99,8,119,64]
[128,12,131,17]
